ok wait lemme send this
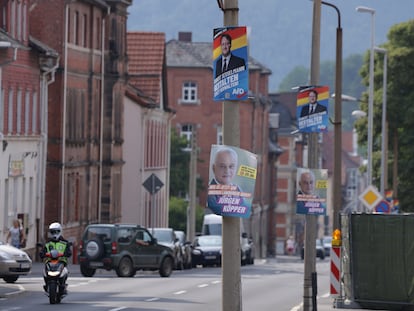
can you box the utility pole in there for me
[187,124,197,243]
[219,1,241,310]
[303,0,321,310]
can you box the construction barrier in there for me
[330,245,340,297]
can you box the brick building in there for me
[28,0,132,246]
[0,0,59,258]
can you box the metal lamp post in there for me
[374,47,388,195]
[323,1,342,232]
[356,6,375,186]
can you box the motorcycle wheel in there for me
[49,281,60,304]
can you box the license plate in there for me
[205,255,216,260]
[20,263,30,269]
[90,261,103,267]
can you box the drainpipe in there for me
[98,6,110,223]
[60,4,70,223]
[39,57,59,242]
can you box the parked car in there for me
[191,235,222,267]
[322,236,332,256]
[174,230,192,269]
[0,242,32,283]
[241,232,255,265]
[149,228,183,270]
[301,239,325,260]
[78,224,174,277]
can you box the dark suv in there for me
[78,224,174,277]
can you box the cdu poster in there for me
[207,145,257,218]
[296,168,328,215]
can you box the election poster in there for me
[207,145,257,218]
[213,26,249,101]
[296,86,329,133]
[296,168,328,215]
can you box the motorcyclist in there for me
[39,222,72,295]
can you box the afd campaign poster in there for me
[296,86,329,133]
[213,26,249,101]
[207,145,257,218]
[296,168,328,215]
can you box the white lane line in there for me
[198,283,209,288]
[146,297,160,302]
[174,290,186,295]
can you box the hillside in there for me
[127,0,414,91]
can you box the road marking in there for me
[146,297,160,302]
[174,290,186,295]
[109,307,127,311]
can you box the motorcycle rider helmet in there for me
[49,222,62,241]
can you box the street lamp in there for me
[374,47,388,195]
[356,6,375,186]
[323,1,342,233]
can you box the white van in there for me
[202,214,245,236]
[201,214,222,235]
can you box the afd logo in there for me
[232,88,247,98]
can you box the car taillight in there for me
[111,241,117,254]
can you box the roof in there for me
[127,31,166,104]
[0,29,29,50]
[166,39,271,74]
[29,36,58,58]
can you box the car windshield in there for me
[323,236,332,244]
[86,227,112,241]
[197,236,222,247]
[175,231,185,243]
[151,229,172,243]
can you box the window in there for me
[8,89,13,134]
[180,124,193,151]
[216,125,223,145]
[181,82,197,103]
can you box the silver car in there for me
[0,242,32,283]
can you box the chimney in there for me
[178,32,192,42]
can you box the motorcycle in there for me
[43,248,69,304]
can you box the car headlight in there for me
[0,250,12,260]
[192,249,201,255]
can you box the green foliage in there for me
[169,128,190,197]
[358,19,414,211]
[168,196,204,233]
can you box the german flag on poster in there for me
[213,27,248,102]
[296,86,329,133]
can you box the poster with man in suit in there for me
[213,27,248,101]
[296,86,329,132]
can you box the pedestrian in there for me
[286,236,295,255]
[6,219,25,249]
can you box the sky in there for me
[127,0,414,91]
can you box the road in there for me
[0,256,331,311]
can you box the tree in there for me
[169,128,190,197]
[358,19,414,211]
[168,197,204,233]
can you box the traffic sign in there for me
[359,185,382,211]
[375,199,390,213]
[143,173,164,195]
